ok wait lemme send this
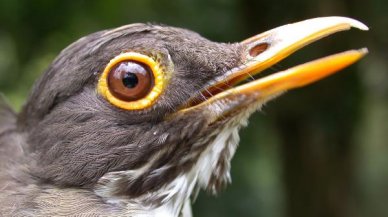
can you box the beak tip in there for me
[359,47,369,55]
[345,17,369,31]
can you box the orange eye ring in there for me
[98,52,165,110]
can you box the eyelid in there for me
[98,52,165,110]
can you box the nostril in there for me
[249,42,269,57]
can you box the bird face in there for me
[17,17,367,208]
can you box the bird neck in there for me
[93,124,243,217]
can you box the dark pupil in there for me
[122,72,138,88]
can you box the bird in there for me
[0,17,367,217]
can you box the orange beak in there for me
[181,17,368,118]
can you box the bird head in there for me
[17,17,367,208]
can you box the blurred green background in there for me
[0,0,387,216]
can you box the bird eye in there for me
[98,52,165,110]
[107,61,154,101]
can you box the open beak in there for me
[181,17,368,119]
